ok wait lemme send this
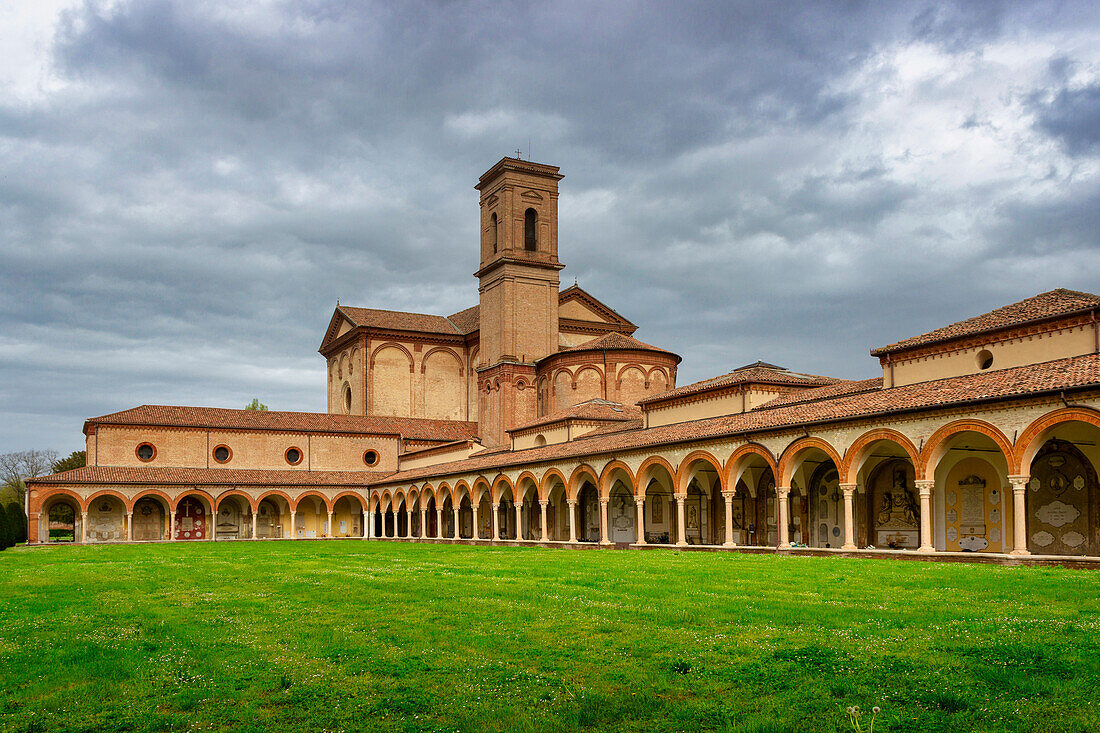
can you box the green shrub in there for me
[7,502,27,544]
[0,503,10,550]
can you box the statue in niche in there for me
[687,503,699,530]
[876,468,919,528]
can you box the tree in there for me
[52,451,86,474]
[245,398,268,411]
[0,449,58,508]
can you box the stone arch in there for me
[723,443,778,491]
[1013,406,1100,473]
[920,419,1014,478]
[778,437,843,487]
[85,488,131,511]
[215,489,257,512]
[676,450,724,494]
[599,460,636,500]
[841,428,922,484]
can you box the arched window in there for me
[524,208,537,251]
[490,212,498,253]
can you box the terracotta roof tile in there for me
[375,353,1100,485]
[871,289,1100,356]
[639,362,842,405]
[28,466,386,487]
[447,305,480,335]
[85,405,479,442]
[338,306,461,335]
[507,399,641,433]
[557,331,678,357]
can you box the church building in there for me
[26,157,1100,563]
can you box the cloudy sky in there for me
[2,0,1099,453]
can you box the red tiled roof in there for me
[28,466,387,487]
[507,399,641,433]
[557,331,679,357]
[639,362,842,406]
[756,377,884,410]
[870,289,1100,356]
[338,306,461,335]
[374,352,1100,486]
[447,305,480,335]
[84,405,479,442]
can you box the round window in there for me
[976,349,994,370]
[285,447,303,465]
[213,445,231,464]
[363,450,379,466]
[343,384,352,413]
[136,443,156,462]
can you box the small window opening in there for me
[534,434,547,447]
[285,447,303,465]
[524,208,537,251]
[976,349,994,370]
[363,450,379,466]
[136,443,156,462]
[343,384,352,413]
[213,445,231,463]
[490,212,498,253]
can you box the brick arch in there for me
[920,419,1014,478]
[436,483,454,506]
[369,342,415,372]
[420,346,464,376]
[568,464,600,501]
[646,366,669,384]
[722,443,778,493]
[1013,406,1100,473]
[215,489,257,512]
[573,364,606,386]
[130,488,174,511]
[599,460,636,499]
[539,468,567,501]
[292,491,331,512]
[491,474,514,503]
[471,477,492,504]
[405,487,422,508]
[777,437,843,488]
[379,490,393,511]
[514,471,540,501]
[38,488,86,513]
[369,493,382,512]
[636,456,677,497]
[841,428,922,484]
[453,480,472,504]
[84,488,131,511]
[331,491,367,511]
[615,363,649,387]
[256,489,294,509]
[171,489,216,512]
[676,450,724,493]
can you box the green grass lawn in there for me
[1,542,1099,733]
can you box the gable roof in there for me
[871,289,1100,356]
[337,306,461,336]
[638,362,842,406]
[558,284,636,329]
[84,405,479,442]
[447,305,480,335]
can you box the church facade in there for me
[26,158,1100,563]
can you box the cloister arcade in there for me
[36,489,367,543]
[366,409,1100,558]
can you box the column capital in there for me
[634,494,646,503]
[776,486,791,498]
[539,500,549,507]
[839,483,857,494]
[674,492,687,501]
[721,490,736,500]
[915,478,935,495]
[567,500,577,507]
[1008,475,1030,491]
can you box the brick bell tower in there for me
[474,157,565,446]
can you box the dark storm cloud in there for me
[2,0,1099,450]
